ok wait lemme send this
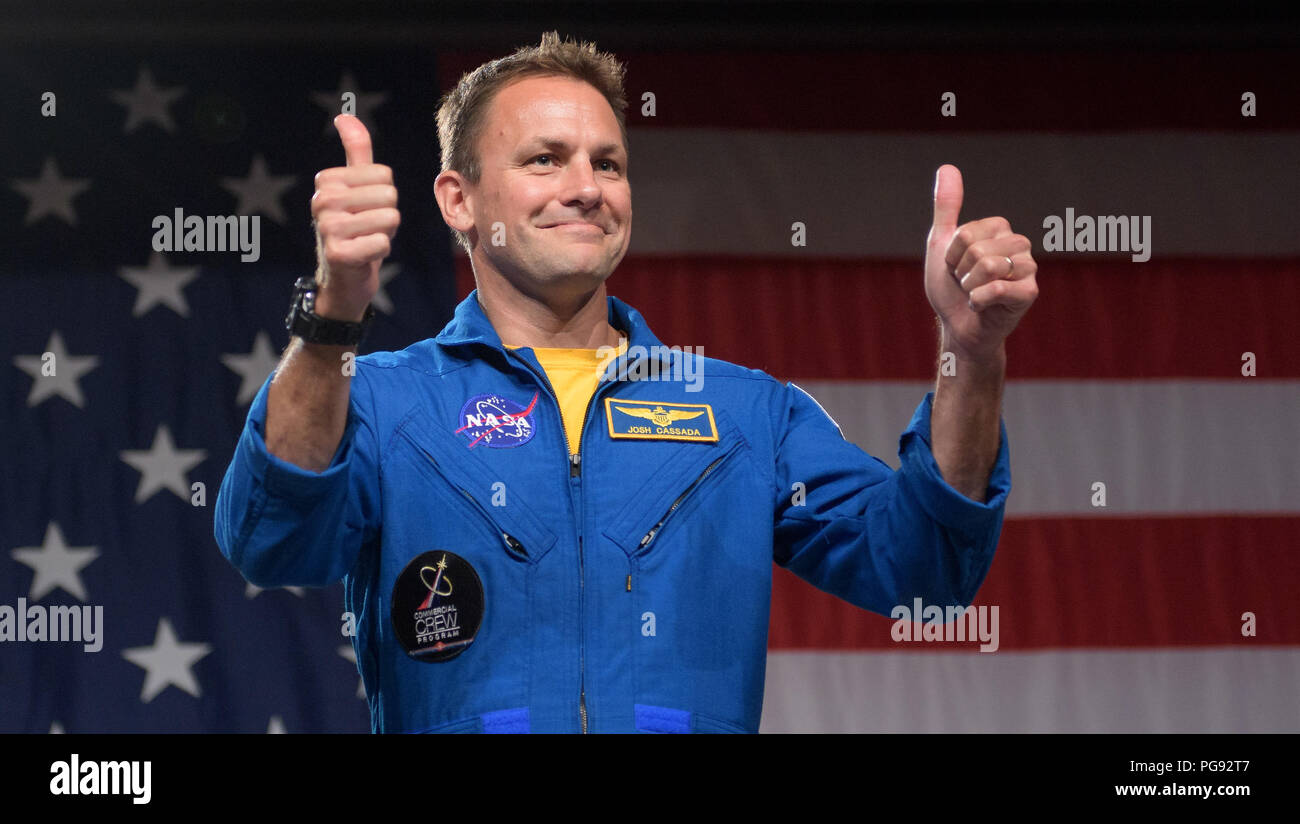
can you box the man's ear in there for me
[434,169,476,235]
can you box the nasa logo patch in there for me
[390,551,485,663]
[455,392,538,449]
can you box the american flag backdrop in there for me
[4,38,1298,733]
[1,45,454,732]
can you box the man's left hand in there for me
[924,164,1039,361]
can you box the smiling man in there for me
[215,32,1038,733]
[443,73,633,327]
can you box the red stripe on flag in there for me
[769,516,1300,650]
[456,257,1300,379]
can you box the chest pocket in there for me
[393,407,557,564]
[601,411,749,559]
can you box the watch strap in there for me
[284,277,374,346]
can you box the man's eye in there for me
[532,155,554,166]
[596,159,619,173]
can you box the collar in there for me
[436,289,671,366]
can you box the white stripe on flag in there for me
[794,380,1300,515]
[627,129,1300,257]
[760,648,1300,733]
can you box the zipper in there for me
[571,380,602,734]
[505,342,634,733]
[638,448,736,552]
[414,445,528,560]
[505,349,604,734]
[501,531,528,560]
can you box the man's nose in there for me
[559,158,602,209]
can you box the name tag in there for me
[605,399,718,442]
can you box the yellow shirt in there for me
[505,340,626,454]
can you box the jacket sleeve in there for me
[772,383,1010,614]
[214,367,382,588]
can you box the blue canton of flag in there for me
[0,45,456,732]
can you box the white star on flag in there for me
[119,425,207,504]
[221,154,296,224]
[10,522,100,602]
[12,330,100,409]
[118,252,201,317]
[267,715,286,734]
[310,71,389,132]
[222,331,281,406]
[122,618,212,703]
[338,644,366,699]
[10,157,91,226]
[109,66,186,133]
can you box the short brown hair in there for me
[435,31,629,253]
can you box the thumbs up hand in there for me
[924,164,1038,360]
[309,114,400,322]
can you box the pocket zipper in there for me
[637,445,738,552]
[415,444,529,560]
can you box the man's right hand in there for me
[309,114,400,322]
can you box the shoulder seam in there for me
[358,355,474,381]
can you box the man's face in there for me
[466,75,631,296]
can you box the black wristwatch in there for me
[284,277,375,346]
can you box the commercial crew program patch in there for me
[604,398,718,442]
[391,550,485,663]
[456,392,539,448]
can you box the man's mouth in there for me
[542,220,606,233]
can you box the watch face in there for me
[302,289,316,313]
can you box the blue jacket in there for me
[214,292,1010,733]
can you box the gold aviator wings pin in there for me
[615,405,706,427]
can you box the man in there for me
[215,32,1037,733]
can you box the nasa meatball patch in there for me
[455,392,538,449]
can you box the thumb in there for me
[930,163,963,233]
[334,114,373,167]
